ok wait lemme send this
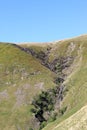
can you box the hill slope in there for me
[0,35,87,130]
[0,43,56,130]
[43,35,87,130]
[52,104,87,130]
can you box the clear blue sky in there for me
[0,0,87,43]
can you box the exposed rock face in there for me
[48,56,74,74]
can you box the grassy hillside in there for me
[43,35,87,130]
[0,35,87,130]
[0,43,56,130]
[51,104,87,130]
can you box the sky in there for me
[0,0,87,43]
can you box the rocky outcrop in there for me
[13,43,74,130]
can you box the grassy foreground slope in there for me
[43,35,87,130]
[52,104,87,130]
[0,43,56,130]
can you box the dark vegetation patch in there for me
[30,85,66,130]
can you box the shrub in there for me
[59,106,67,115]
[31,83,65,129]
[29,128,33,130]
[49,112,57,122]
[39,121,47,130]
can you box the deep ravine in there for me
[13,43,74,130]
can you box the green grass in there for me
[53,104,87,130]
[20,43,51,53]
[0,42,56,130]
[0,35,87,130]
[43,37,87,130]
